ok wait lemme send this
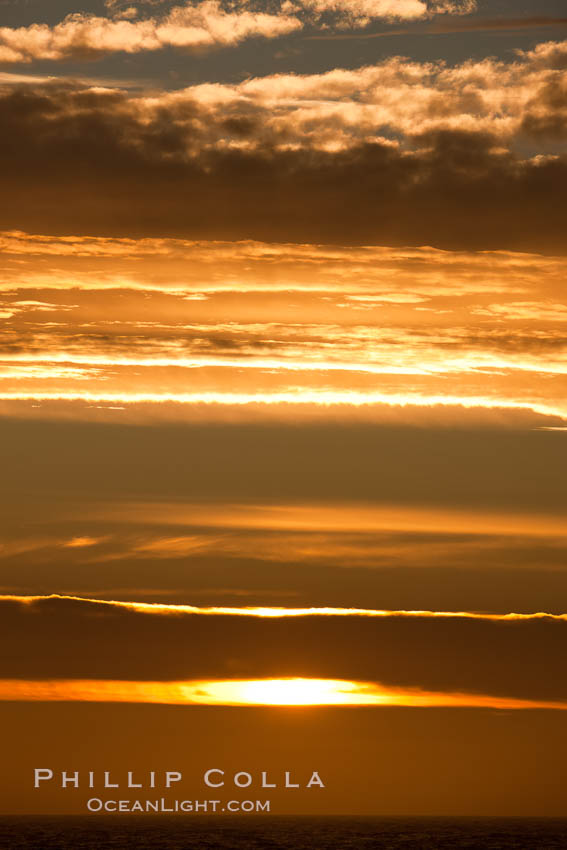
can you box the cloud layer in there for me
[1,416,565,613]
[0,0,478,63]
[1,231,566,427]
[0,43,565,249]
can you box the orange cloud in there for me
[61,501,567,543]
[63,537,102,548]
[473,302,567,322]
[2,228,565,426]
[0,391,564,423]
[2,231,563,293]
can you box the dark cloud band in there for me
[2,595,567,703]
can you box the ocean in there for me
[1,817,567,849]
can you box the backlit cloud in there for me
[0,2,301,63]
[302,0,476,29]
[0,44,565,249]
[299,0,429,28]
[0,0,479,64]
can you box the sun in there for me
[185,678,381,706]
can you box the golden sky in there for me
[0,0,566,818]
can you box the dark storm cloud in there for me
[0,82,565,251]
[2,595,567,703]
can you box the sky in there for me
[0,0,566,817]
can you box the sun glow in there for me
[189,678,374,706]
[0,677,566,710]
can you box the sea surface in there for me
[1,816,567,849]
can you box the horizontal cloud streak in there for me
[3,232,565,294]
[0,677,563,709]
[4,594,567,621]
[0,392,565,423]
[72,501,567,538]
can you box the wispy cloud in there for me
[71,501,567,539]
